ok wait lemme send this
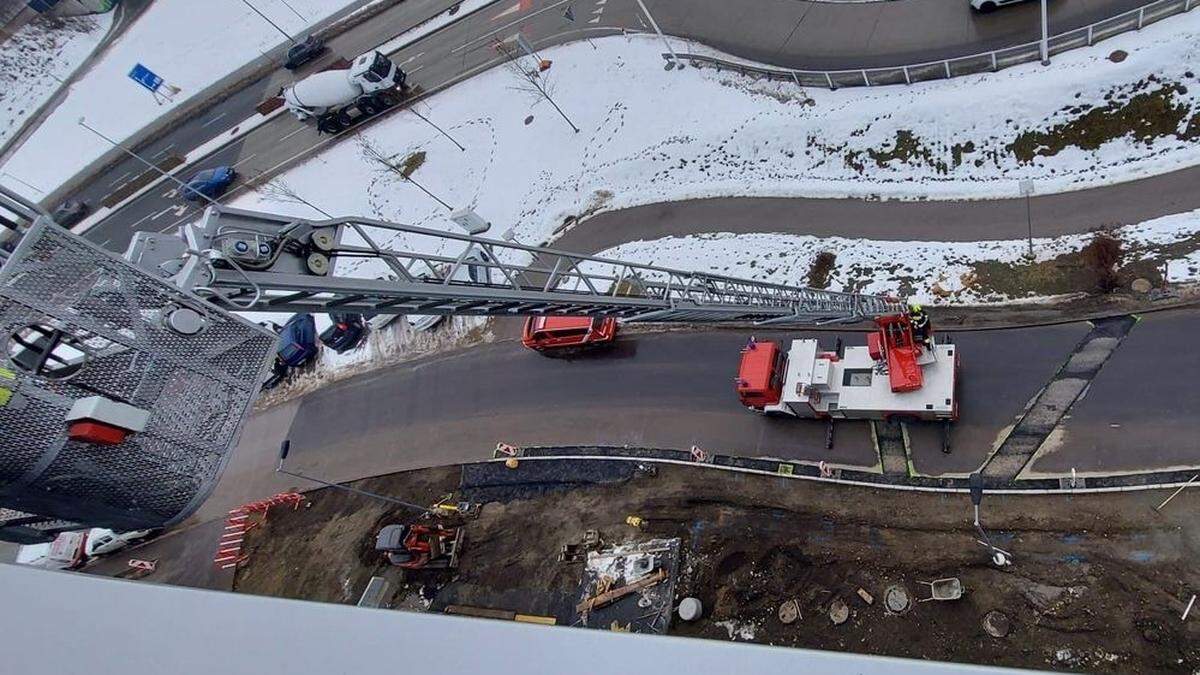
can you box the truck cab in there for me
[349,51,405,94]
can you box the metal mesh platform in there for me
[0,220,276,531]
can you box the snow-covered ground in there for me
[0,13,112,153]
[1,0,373,198]
[595,208,1200,305]
[229,13,1200,257]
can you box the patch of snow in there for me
[0,13,112,152]
[221,14,1200,270]
[593,207,1200,304]
[2,0,377,197]
[713,619,757,641]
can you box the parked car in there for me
[284,34,326,70]
[970,0,1037,11]
[51,199,90,227]
[84,528,154,558]
[521,316,618,355]
[181,166,236,202]
[263,314,319,390]
[320,312,367,353]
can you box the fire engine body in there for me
[737,314,959,422]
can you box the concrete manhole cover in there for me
[984,610,1011,638]
[885,585,912,614]
[829,597,850,625]
[1109,49,1127,63]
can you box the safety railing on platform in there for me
[668,0,1196,90]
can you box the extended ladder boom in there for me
[135,206,904,326]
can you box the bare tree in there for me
[250,176,332,218]
[495,40,579,134]
[355,134,453,211]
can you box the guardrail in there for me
[670,0,1197,89]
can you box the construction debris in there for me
[983,610,1011,638]
[857,588,875,605]
[1183,594,1196,622]
[778,599,801,625]
[577,569,667,613]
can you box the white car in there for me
[971,0,1036,11]
[84,528,153,558]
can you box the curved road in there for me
[66,0,1168,250]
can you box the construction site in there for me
[5,1,1200,670]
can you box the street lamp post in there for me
[970,472,1012,566]
[1019,179,1035,257]
[633,0,682,70]
[276,440,429,512]
[239,0,297,45]
[1039,0,1050,65]
[77,117,220,207]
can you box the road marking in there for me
[149,205,176,221]
[99,238,111,247]
[129,212,154,229]
[162,187,179,199]
[152,143,177,159]
[408,64,426,74]
[454,0,572,53]
[200,111,229,128]
[279,126,308,142]
[491,0,531,22]
[107,171,131,187]
[231,152,258,168]
[400,51,424,65]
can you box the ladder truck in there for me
[0,196,956,539]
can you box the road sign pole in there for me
[633,0,681,70]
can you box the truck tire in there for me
[337,110,354,128]
[359,99,379,116]
[375,91,399,108]
[318,117,343,134]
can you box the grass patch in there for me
[1009,80,1200,163]
[806,251,837,289]
[399,151,426,177]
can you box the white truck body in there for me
[282,51,407,129]
[765,339,958,421]
[16,530,88,569]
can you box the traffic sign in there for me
[128,63,163,93]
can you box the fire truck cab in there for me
[736,313,959,422]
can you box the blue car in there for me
[181,166,236,202]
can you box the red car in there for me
[521,316,618,354]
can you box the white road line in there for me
[107,171,131,186]
[129,212,154,229]
[408,64,426,74]
[451,0,572,53]
[400,51,425,65]
[200,112,229,128]
[231,152,258,168]
[279,126,308,143]
[149,206,175,221]
[99,238,111,247]
[152,143,177,158]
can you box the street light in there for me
[1039,0,1050,65]
[633,0,682,70]
[77,117,220,207]
[276,440,429,512]
[239,0,297,45]
[970,472,1012,567]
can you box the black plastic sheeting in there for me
[460,459,639,503]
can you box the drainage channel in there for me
[981,315,1139,482]
[873,420,909,476]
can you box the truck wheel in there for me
[318,118,342,134]
[375,91,398,108]
[359,99,379,116]
[337,111,354,128]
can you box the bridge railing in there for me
[667,0,1196,90]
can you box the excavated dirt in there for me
[234,462,1200,672]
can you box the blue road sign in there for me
[128,63,164,93]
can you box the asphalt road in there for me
[178,310,1200,519]
[76,0,1161,250]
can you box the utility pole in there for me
[77,118,220,206]
[275,0,308,23]
[239,0,297,45]
[634,0,681,70]
[1039,0,1050,65]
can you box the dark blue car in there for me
[181,166,236,202]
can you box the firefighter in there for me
[909,303,933,348]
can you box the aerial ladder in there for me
[0,193,925,540]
